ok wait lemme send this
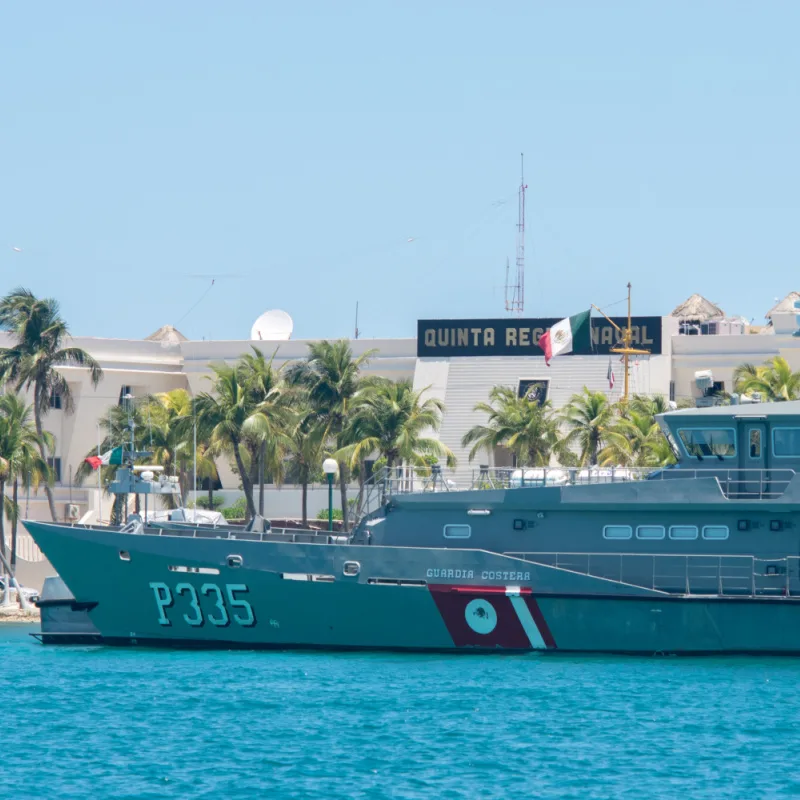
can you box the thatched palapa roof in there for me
[765,292,800,319]
[145,324,187,343]
[670,294,724,321]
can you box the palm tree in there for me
[0,288,102,520]
[285,405,328,527]
[0,394,49,602]
[287,340,375,531]
[560,388,613,466]
[76,401,147,523]
[145,389,196,506]
[462,386,561,466]
[238,347,292,516]
[599,393,676,468]
[734,357,800,401]
[196,363,260,521]
[340,379,455,475]
[2,395,51,574]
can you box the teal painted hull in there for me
[25,520,800,655]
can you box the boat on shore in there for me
[24,398,800,655]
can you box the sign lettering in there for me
[417,317,662,358]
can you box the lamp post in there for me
[322,458,338,532]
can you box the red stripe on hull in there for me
[428,584,531,649]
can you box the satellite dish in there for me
[250,309,294,341]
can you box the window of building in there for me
[702,525,729,540]
[669,525,699,540]
[118,385,133,407]
[749,430,762,459]
[443,524,471,539]
[678,428,736,458]
[603,525,632,540]
[47,457,62,483]
[636,525,665,540]
[49,391,62,410]
[772,428,800,458]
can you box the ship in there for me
[22,396,800,655]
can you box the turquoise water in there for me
[3,624,800,799]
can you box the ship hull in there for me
[25,521,800,655]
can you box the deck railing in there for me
[506,551,800,598]
[115,519,349,545]
[351,466,797,525]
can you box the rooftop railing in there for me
[351,466,797,524]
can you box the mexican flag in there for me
[538,310,592,366]
[84,446,123,471]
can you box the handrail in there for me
[506,551,800,598]
[352,466,797,514]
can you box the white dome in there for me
[250,309,294,341]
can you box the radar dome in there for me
[250,309,294,341]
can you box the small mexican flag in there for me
[538,309,592,366]
[84,446,124,471]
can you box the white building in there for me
[8,293,800,584]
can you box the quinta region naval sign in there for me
[417,317,662,358]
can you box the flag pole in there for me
[591,283,650,402]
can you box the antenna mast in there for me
[354,301,360,340]
[505,153,527,315]
[591,283,651,402]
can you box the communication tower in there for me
[504,154,527,315]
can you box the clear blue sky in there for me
[2,1,799,341]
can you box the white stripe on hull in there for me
[506,586,546,649]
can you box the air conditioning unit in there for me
[65,503,80,521]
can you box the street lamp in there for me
[322,458,338,532]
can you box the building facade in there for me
[9,294,800,523]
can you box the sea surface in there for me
[3,624,800,799]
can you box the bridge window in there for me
[678,428,736,459]
[772,428,800,457]
[636,525,665,540]
[669,525,698,540]
[749,430,762,458]
[603,525,632,540]
[702,525,729,540]
[443,524,471,539]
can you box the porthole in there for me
[343,561,361,577]
[636,525,665,540]
[669,526,698,540]
[603,525,632,540]
[443,524,471,539]
[702,525,729,541]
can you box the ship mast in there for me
[591,283,650,402]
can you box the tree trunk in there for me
[232,437,256,521]
[208,483,213,508]
[179,465,188,507]
[0,479,6,562]
[258,440,265,516]
[11,479,18,573]
[301,478,308,528]
[112,494,125,525]
[34,396,58,522]
[0,546,32,611]
[338,461,349,532]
